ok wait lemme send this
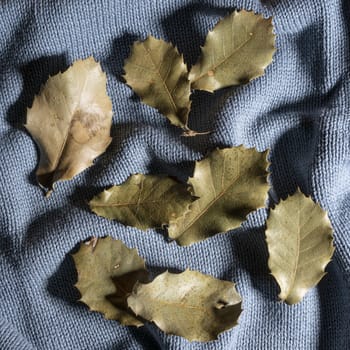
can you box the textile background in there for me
[0,0,349,349]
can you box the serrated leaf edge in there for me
[189,9,276,92]
[122,35,194,132]
[266,189,335,304]
[171,145,271,246]
[72,237,146,327]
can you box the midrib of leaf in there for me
[283,203,303,299]
[177,170,241,235]
[141,294,211,314]
[141,42,179,116]
[92,199,164,208]
[191,34,253,83]
[51,71,89,174]
[135,176,144,216]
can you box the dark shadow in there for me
[103,33,139,83]
[7,54,67,129]
[295,22,327,94]
[47,243,80,305]
[128,325,164,350]
[183,86,237,147]
[0,234,18,267]
[151,227,173,244]
[108,121,140,160]
[6,55,68,189]
[148,134,234,179]
[269,117,320,201]
[229,224,279,301]
[252,16,343,135]
[27,164,38,188]
[162,2,233,67]
[344,0,350,45]
[162,3,240,152]
[259,0,274,11]
[69,185,107,214]
[147,157,194,183]
[48,245,164,349]
[146,265,182,280]
[318,258,350,350]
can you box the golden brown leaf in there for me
[89,174,196,230]
[25,57,112,193]
[266,189,335,304]
[127,269,242,341]
[168,146,269,245]
[123,36,191,130]
[189,10,276,92]
[73,236,148,327]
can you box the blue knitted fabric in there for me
[1,0,349,349]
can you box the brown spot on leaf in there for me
[70,110,103,144]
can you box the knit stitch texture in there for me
[0,0,349,349]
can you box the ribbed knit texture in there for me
[0,0,349,349]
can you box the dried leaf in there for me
[89,174,195,231]
[25,57,112,193]
[266,189,335,304]
[168,146,269,245]
[127,269,242,342]
[123,36,191,130]
[73,236,149,326]
[189,10,276,92]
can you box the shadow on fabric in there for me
[162,2,238,151]
[68,121,136,212]
[47,243,80,305]
[7,55,68,130]
[129,325,164,350]
[6,55,68,188]
[318,259,350,350]
[162,1,234,66]
[103,32,138,83]
[229,224,279,301]
[264,122,350,348]
[70,185,108,214]
[0,235,18,267]
[228,120,320,300]
[47,246,172,350]
[24,207,77,249]
[147,157,194,183]
[269,117,320,201]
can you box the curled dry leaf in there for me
[123,36,192,131]
[266,189,335,304]
[73,236,149,327]
[168,146,269,245]
[25,57,112,193]
[189,10,276,92]
[89,174,196,231]
[127,269,242,342]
